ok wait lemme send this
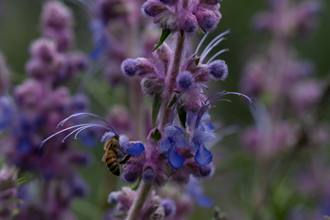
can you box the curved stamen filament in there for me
[195,33,209,55]
[194,92,255,130]
[200,29,231,63]
[200,37,225,63]
[206,48,228,65]
[39,124,110,152]
[56,112,120,136]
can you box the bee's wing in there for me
[100,147,109,167]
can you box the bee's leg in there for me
[119,155,131,164]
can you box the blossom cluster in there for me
[142,0,222,33]
[237,0,330,218]
[0,1,91,219]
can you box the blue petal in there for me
[164,126,179,137]
[17,137,32,154]
[90,47,103,60]
[126,143,145,156]
[160,138,171,151]
[194,143,212,165]
[201,131,216,143]
[173,126,184,136]
[172,136,189,148]
[196,195,214,208]
[168,147,185,169]
[206,123,215,131]
[191,142,198,151]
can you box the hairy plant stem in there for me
[158,32,186,129]
[125,182,153,220]
[126,28,186,220]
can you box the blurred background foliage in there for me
[0,0,330,219]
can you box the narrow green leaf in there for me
[152,93,162,126]
[151,128,162,142]
[7,198,24,204]
[178,108,187,128]
[130,177,141,190]
[153,29,171,52]
[167,95,177,109]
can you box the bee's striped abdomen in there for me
[106,151,120,176]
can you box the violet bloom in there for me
[186,176,213,207]
[160,126,189,168]
[192,124,215,165]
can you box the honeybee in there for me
[101,136,131,176]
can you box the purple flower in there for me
[207,60,228,81]
[177,71,195,90]
[121,58,154,77]
[160,126,189,168]
[160,198,176,217]
[192,125,214,165]
[186,176,213,207]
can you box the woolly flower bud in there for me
[122,170,140,184]
[43,28,74,52]
[207,60,228,81]
[194,5,221,33]
[121,58,154,77]
[142,0,168,17]
[161,199,176,218]
[177,71,194,90]
[107,192,119,204]
[154,43,171,63]
[71,94,90,112]
[122,162,143,184]
[41,1,73,30]
[180,12,199,34]
[142,168,155,184]
[30,38,57,62]
[154,12,180,32]
[198,163,215,179]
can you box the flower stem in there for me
[158,31,186,129]
[125,182,152,220]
